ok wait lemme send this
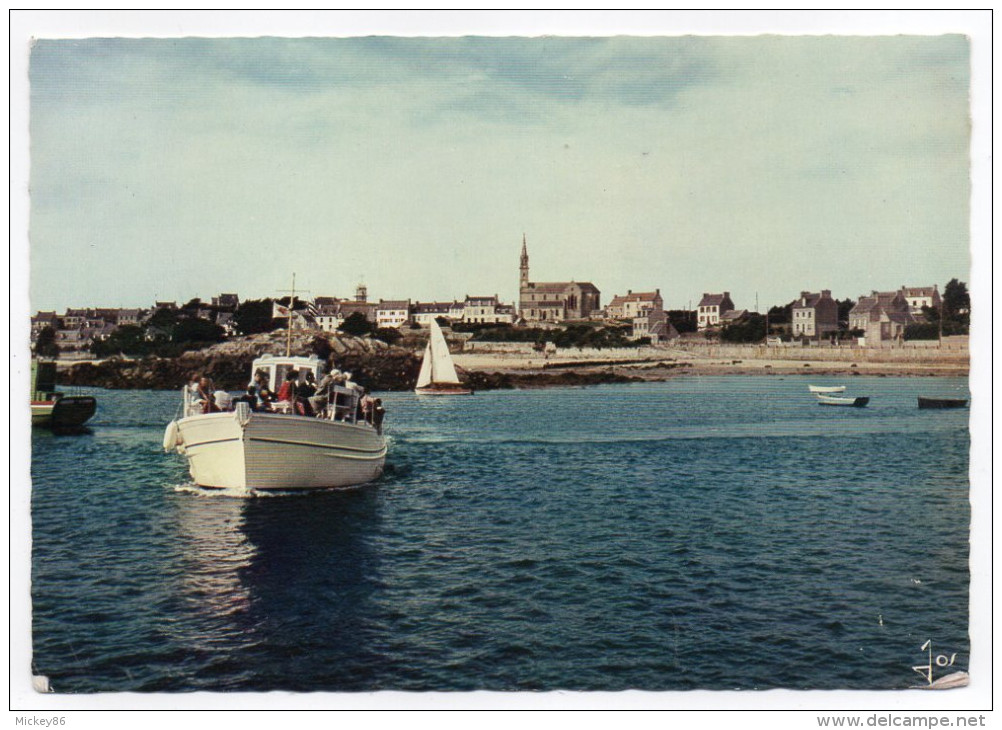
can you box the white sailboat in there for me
[415,319,472,395]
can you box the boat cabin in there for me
[251,354,324,393]
[250,354,364,424]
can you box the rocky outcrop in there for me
[59,331,421,391]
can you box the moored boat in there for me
[917,397,968,409]
[816,394,869,407]
[164,354,387,491]
[808,384,846,393]
[415,319,472,395]
[31,360,96,429]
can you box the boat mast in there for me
[287,273,296,357]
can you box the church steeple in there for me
[519,233,529,287]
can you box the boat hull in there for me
[31,396,97,428]
[917,397,968,409]
[415,384,473,395]
[174,410,387,490]
[808,385,846,394]
[817,395,869,407]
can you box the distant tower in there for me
[355,283,368,303]
[518,234,530,318]
[519,233,529,288]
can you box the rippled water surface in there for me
[31,376,971,692]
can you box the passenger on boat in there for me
[309,370,339,418]
[198,377,219,414]
[372,398,385,435]
[361,391,375,424]
[184,376,203,416]
[214,389,234,412]
[233,386,260,411]
[296,371,316,416]
[276,370,298,403]
[252,370,275,408]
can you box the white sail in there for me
[427,319,461,385]
[415,342,433,389]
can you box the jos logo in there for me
[912,639,958,686]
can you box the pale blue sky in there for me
[27,32,972,313]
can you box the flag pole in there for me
[286,273,296,358]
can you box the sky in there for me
[20,15,978,315]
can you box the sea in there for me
[28,375,972,693]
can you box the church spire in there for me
[519,233,529,286]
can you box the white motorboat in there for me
[164,354,387,491]
[415,319,472,395]
[808,384,846,394]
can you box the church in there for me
[518,235,601,322]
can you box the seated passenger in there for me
[309,370,338,418]
[214,389,234,412]
[199,377,219,414]
[233,387,259,411]
[276,370,298,403]
[252,370,275,407]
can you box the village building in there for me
[606,289,664,320]
[412,301,457,327]
[632,308,679,344]
[696,292,735,330]
[848,291,916,343]
[900,285,941,315]
[211,293,240,310]
[463,295,515,325]
[791,290,839,338]
[376,299,412,329]
[517,235,601,322]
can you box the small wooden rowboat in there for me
[917,397,968,409]
[808,385,846,393]
[817,394,869,407]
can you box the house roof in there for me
[525,281,600,294]
[720,309,748,321]
[413,302,454,313]
[698,292,732,308]
[465,295,498,305]
[377,300,410,310]
[901,286,938,298]
[609,291,661,307]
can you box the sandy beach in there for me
[454,345,969,380]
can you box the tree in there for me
[91,324,150,357]
[720,314,767,343]
[146,307,180,337]
[666,310,697,334]
[767,302,793,324]
[942,279,970,324]
[173,317,225,345]
[837,298,856,326]
[34,325,60,358]
[339,312,375,337]
[373,327,402,345]
[233,299,280,335]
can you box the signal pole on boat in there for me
[277,273,311,358]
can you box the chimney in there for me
[822,289,831,298]
[724,292,730,298]
[800,291,810,299]
[627,289,632,295]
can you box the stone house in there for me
[791,290,839,338]
[696,292,735,330]
[900,285,941,316]
[848,291,917,342]
[607,289,664,320]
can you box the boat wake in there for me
[170,481,371,498]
